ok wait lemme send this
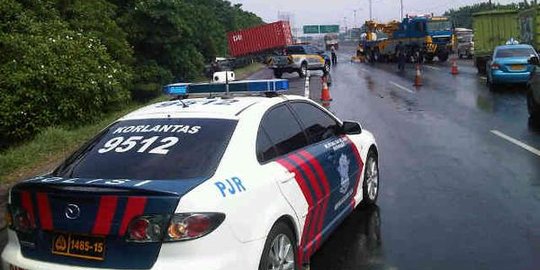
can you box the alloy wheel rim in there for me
[367,158,379,200]
[267,234,294,270]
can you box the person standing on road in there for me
[331,45,338,66]
[395,41,406,71]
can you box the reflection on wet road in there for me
[311,206,383,270]
[250,46,540,270]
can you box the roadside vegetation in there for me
[0,0,262,149]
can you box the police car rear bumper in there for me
[3,224,265,270]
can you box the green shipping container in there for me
[473,10,519,73]
[519,7,540,50]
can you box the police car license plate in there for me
[52,233,105,261]
[510,65,525,70]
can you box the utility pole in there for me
[353,9,357,28]
[400,0,404,19]
[369,0,373,20]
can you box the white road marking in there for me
[360,68,369,72]
[424,65,441,71]
[389,81,415,94]
[490,130,540,157]
[480,76,487,80]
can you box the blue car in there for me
[486,44,538,90]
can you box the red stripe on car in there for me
[298,150,330,250]
[20,191,35,227]
[288,153,325,260]
[276,157,315,267]
[92,196,118,235]
[118,197,147,236]
[36,193,53,230]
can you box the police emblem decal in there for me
[65,203,81,220]
[337,154,350,194]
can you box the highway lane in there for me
[251,47,540,270]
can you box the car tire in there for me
[273,70,283,79]
[361,151,379,206]
[528,90,540,120]
[258,222,297,270]
[298,63,308,78]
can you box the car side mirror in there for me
[341,121,362,135]
[529,56,540,66]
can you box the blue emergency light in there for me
[163,79,289,96]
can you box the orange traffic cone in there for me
[320,76,333,102]
[414,64,423,87]
[451,58,459,75]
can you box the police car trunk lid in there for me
[9,177,202,269]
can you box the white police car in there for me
[2,79,379,270]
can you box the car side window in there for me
[256,128,278,162]
[258,105,309,162]
[290,102,341,144]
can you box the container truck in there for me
[227,21,293,58]
[472,10,520,74]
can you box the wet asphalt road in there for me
[249,46,540,270]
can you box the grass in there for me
[0,62,265,186]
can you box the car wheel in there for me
[258,222,297,270]
[528,90,540,120]
[273,70,283,79]
[298,63,308,78]
[362,151,379,206]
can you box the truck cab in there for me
[427,16,456,62]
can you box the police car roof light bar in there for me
[163,79,289,97]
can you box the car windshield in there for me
[53,118,237,180]
[495,47,536,58]
[428,20,452,31]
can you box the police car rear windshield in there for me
[495,47,536,58]
[53,118,237,180]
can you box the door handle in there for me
[278,172,296,183]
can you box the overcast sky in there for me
[231,0,520,28]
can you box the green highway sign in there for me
[319,25,340,33]
[303,25,320,34]
[303,25,340,34]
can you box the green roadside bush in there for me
[0,0,263,149]
[0,0,131,148]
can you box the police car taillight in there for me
[9,206,35,232]
[165,213,225,242]
[126,215,166,243]
[125,213,225,243]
